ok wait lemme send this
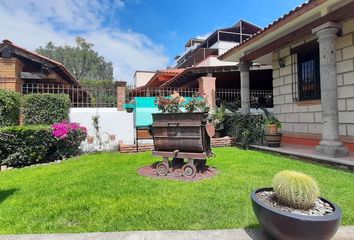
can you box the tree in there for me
[36,37,114,81]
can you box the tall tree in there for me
[36,37,114,81]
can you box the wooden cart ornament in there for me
[151,112,215,178]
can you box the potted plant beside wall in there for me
[261,108,282,147]
[210,105,228,138]
[251,170,342,240]
[124,100,135,113]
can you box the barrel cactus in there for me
[272,170,320,210]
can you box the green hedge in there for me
[224,113,265,149]
[22,94,71,125]
[0,89,21,127]
[0,125,54,167]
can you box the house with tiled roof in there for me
[132,20,274,109]
[129,68,185,99]
[0,39,82,92]
[219,0,354,156]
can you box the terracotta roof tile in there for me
[158,68,185,74]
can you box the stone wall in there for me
[272,18,354,142]
[337,19,354,139]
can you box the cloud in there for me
[0,0,169,83]
[196,32,212,40]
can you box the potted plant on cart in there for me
[152,92,214,178]
[251,170,342,240]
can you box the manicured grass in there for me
[0,147,353,234]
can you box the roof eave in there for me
[1,40,82,86]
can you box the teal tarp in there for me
[134,97,159,127]
[132,97,199,127]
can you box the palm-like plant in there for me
[261,107,281,128]
[211,105,228,130]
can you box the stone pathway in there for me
[0,226,353,240]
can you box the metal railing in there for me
[21,83,117,108]
[128,87,199,102]
[176,48,219,68]
[216,89,273,108]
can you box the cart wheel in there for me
[182,163,197,178]
[156,162,169,176]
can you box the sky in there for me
[0,0,305,84]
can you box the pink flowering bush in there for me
[51,121,87,159]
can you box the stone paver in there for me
[0,226,353,240]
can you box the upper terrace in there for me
[175,20,261,68]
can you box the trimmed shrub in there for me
[0,121,87,167]
[0,89,21,127]
[272,170,320,210]
[51,121,87,159]
[0,125,54,167]
[224,113,265,148]
[22,94,70,125]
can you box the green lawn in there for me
[0,147,353,234]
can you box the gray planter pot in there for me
[251,187,342,240]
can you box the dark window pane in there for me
[297,45,320,101]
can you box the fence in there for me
[216,89,273,108]
[18,84,274,109]
[21,83,117,108]
[128,87,199,102]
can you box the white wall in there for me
[210,41,239,55]
[196,56,236,67]
[70,108,134,144]
[134,71,156,87]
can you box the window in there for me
[297,45,320,101]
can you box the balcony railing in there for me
[176,48,218,68]
[199,31,253,49]
[216,89,273,108]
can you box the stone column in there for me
[197,75,216,109]
[116,81,127,111]
[239,61,252,115]
[312,22,348,157]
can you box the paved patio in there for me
[0,226,353,240]
[251,143,354,169]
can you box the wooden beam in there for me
[240,1,354,61]
[13,50,56,69]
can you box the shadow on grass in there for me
[0,188,18,203]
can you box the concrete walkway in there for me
[0,226,353,240]
[250,143,354,169]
